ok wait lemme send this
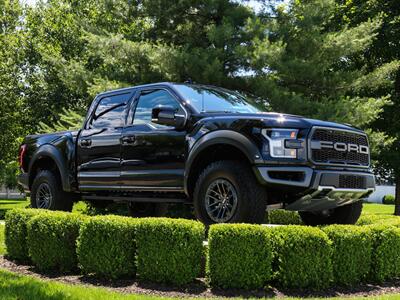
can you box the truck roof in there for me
[96,82,176,96]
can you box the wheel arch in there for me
[184,130,263,197]
[28,144,71,192]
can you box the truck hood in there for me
[199,112,362,133]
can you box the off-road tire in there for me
[30,170,73,211]
[127,202,168,218]
[193,160,267,225]
[299,201,363,226]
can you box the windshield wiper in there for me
[202,110,238,113]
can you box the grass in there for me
[2,268,400,300]
[363,202,395,216]
[0,268,169,300]
[0,198,29,219]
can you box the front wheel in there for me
[299,201,363,226]
[30,170,73,211]
[193,160,267,225]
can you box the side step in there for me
[83,195,188,204]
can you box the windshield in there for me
[173,84,262,113]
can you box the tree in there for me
[245,0,395,157]
[333,0,400,214]
[37,108,85,133]
[0,0,25,167]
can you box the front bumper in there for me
[255,166,375,211]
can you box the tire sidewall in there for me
[194,163,249,225]
[31,171,59,210]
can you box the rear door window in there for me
[89,93,131,129]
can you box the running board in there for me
[83,195,188,204]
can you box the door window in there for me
[133,89,183,128]
[89,93,130,129]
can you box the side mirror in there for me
[151,105,186,129]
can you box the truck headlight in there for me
[262,128,300,158]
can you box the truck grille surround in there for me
[309,127,370,167]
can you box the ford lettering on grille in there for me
[309,127,370,167]
[310,141,369,154]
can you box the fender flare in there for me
[28,144,71,192]
[184,130,263,195]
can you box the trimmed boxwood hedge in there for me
[272,225,333,289]
[4,209,45,262]
[357,214,400,226]
[208,224,273,289]
[27,212,86,272]
[135,218,204,285]
[77,215,137,279]
[383,195,395,205]
[268,210,303,225]
[369,225,400,282]
[8,208,400,290]
[322,225,372,285]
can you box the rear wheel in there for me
[193,160,267,225]
[30,170,73,211]
[299,201,363,226]
[127,202,168,218]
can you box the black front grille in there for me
[339,175,366,189]
[310,128,369,166]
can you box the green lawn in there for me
[0,268,168,300]
[2,268,400,300]
[363,203,395,216]
[0,199,29,219]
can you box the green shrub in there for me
[207,224,273,289]
[383,195,395,205]
[267,210,303,225]
[272,226,332,289]
[357,214,400,226]
[77,215,137,279]
[136,218,204,285]
[4,209,45,262]
[322,225,372,285]
[369,225,400,282]
[27,212,85,272]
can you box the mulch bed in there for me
[1,255,400,298]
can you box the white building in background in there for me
[0,186,25,199]
[367,185,395,203]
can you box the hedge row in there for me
[5,209,204,285]
[5,209,400,290]
[208,224,273,289]
[208,224,400,289]
[4,208,43,262]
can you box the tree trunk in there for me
[395,175,400,215]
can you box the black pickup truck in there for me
[18,82,375,225]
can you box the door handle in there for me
[80,139,92,147]
[121,135,136,144]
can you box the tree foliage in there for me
[0,0,399,194]
[333,0,400,212]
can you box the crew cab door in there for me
[77,91,133,190]
[120,88,187,190]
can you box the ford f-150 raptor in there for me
[17,82,375,225]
